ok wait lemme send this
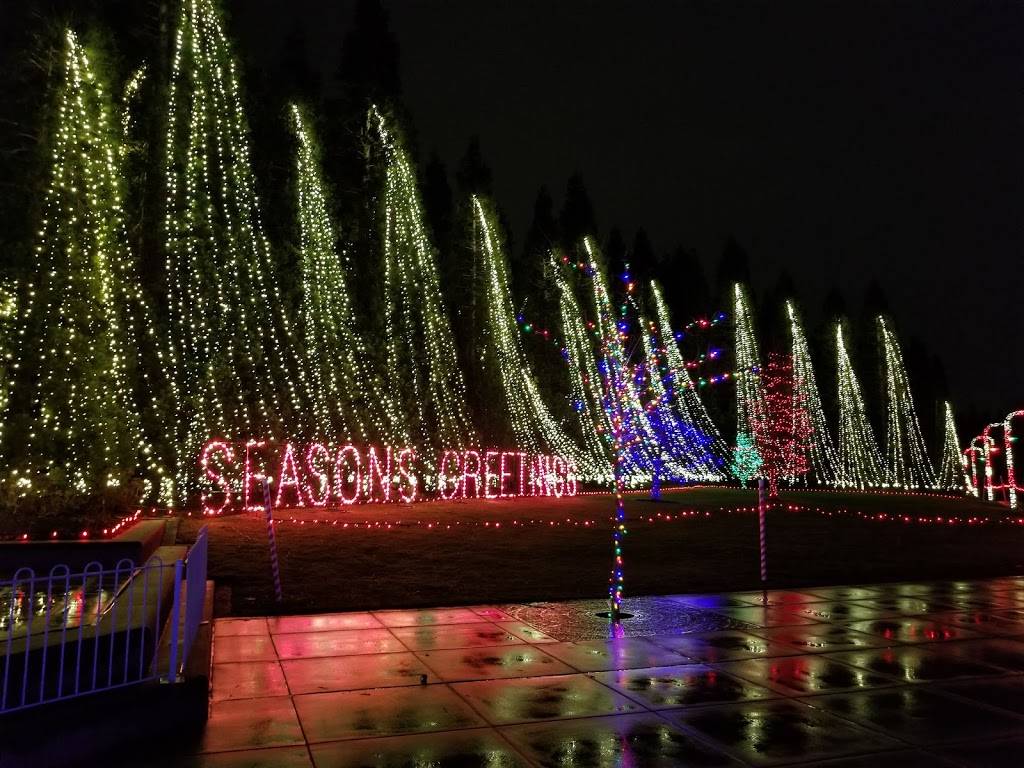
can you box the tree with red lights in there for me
[753,352,812,497]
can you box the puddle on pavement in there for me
[500,596,749,642]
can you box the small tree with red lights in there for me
[753,352,812,497]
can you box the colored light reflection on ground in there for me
[174,575,1024,766]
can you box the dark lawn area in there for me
[176,488,1024,616]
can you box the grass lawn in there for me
[176,487,1024,616]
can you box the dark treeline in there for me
[0,0,956,457]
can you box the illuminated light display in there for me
[786,301,838,485]
[878,317,936,489]
[199,439,577,512]
[1,30,165,499]
[733,284,764,444]
[370,106,475,455]
[650,282,730,467]
[163,0,314,500]
[980,422,1006,503]
[638,315,723,481]
[836,321,884,488]
[471,196,606,480]
[963,437,988,499]
[1004,410,1024,509]
[936,402,965,492]
[732,432,762,487]
[752,353,812,496]
[291,104,403,446]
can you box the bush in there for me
[0,480,143,539]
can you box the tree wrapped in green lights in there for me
[732,432,762,487]
[2,31,163,498]
[163,0,315,499]
[836,321,883,488]
[878,316,936,489]
[290,104,406,446]
[370,106,475,454]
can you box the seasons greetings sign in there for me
[199,440,579,514]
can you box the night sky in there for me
[7,0,1021,422]
[231,0,1023,422]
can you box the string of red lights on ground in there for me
[9,488,1019,542]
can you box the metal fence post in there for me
[165,559,184,683]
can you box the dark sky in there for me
[243,1,1024,418]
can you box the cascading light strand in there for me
[650,281,730,467]
[164,0,317,501]
[290,104,407,448]
[370,105,474,463]
[879,317,936,489]
[1,30,164,499]
[786,301,838,485]
[836,320,883,488]
[733,284,764,448]
[937,401,965,492]
[472,196,605,481]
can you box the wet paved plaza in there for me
[181,577,1024,766]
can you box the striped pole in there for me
[261,479,284,603]
[757,477,767,587]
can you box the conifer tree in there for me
[3,31,162,498]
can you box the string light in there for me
[733,284,764,445]
[1004,410,1024,509]
[370,106,475,462]
[937,401,965,492]
[291,104,404,447]
[879,317,936,489]
[836,321,884,488]
[650,282,730,466]
[471,196,605,480]
[752,352,812,496]
[163,0,314,501]
[1,30,164,498]
[786,301,838,485]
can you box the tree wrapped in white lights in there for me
[2,31,163,497]
[936,401,964,492]
[733,283,764,445]
[836,321,883,488]
[878,317,936,489]
[291,104,406,446]
[472,196,605,479]
[650,281,730,467]
[370,106,475,453]
[786,301,838,485]
[164,0,314,498]
[556,260,616,477]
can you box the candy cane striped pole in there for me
[757,477,767,586]
[261,479,284,603]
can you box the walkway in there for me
[181,577,1024,766]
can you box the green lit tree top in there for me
[732,432,762,486]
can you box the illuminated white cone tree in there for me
[836,321,883,488]
[371,106,475,454]
[879,317,936,489]
[787,301,838,485]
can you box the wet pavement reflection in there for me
[184,577,1024,767]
